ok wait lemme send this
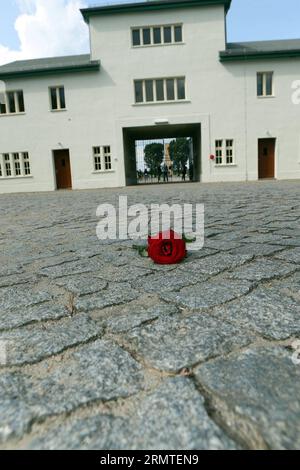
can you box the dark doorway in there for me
[258,138,275,179]
[123,123,201,185]
[53,149,72,189]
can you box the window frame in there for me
[225,139,234,165]
[0,152,32,178]
[153,27,162,45]
[131,23,184,48]
[23,152,31,175]
[0,90,25,116]
[13,152,21,176]
[103,146,112,171]
[142,28,151,45]
[257,72,274,98]
[4,154,12,177]
[49,86,67,111]
[133,77,187,105]
[92,146,113,173]
[214,139,236,166]
[132,28,141,46]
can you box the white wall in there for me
[0,72,125,193]
[243,59,300,181]
[0,3,300,193]
[89,5,233,183]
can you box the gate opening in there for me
[135,138,194,184]
[123,123,201,186]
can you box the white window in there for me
[103,146,112,170]
[4,154,11,176]
[132,24,183,47]
[226,140,234,164]
[0,90,25,115]
[215,140,223,165]
[93,147,102,171]
[215,140,235,166]
[257,72,273,97]
[93,146,112,172]
[50,86,66,110]
[0,152,31,178]
[13,153,21,176]
[23,152,31,175]
[134,77,186,104]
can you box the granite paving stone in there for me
[134,270,207,293]
[28,378,237,450]
[75,282,140,312]
[104,303,179,333]
[0,273,38,288]
[0,340,144,443]
[0,287,52,312]
[212,286,300,340]
[120,378,238,450]
[204,239,244,251]
[194,346,300,449]
[271,238,300,247]
[55,274,108,296]
[242,234,292,245]
[0,303,70,331]
[160,279,252,309]
[0,266,24,277]
[229,243,285,257]
[37,253,80,269]
[0,314,103,366]
[97,265,153,282]
[228,258,297,282]
[178,253,253,277]
[39,258,105,279]
[271,271,300,302]
[0,180,299,449]
[123,312,255,372]
[28,415,128,450]
[185,246,218,259]
[274,247,300,264]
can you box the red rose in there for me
[148,230,186,265]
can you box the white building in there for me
[0,0,300,194]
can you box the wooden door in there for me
[54,150,72,189]
[258,139,275,179]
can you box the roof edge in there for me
[0,61,100,80]
[81,0,232,23]
[219,49,300,62]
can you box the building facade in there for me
[0,0,300,194]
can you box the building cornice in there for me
[0,61,100,80]
[219,49,300,62]
[81,0,232,23]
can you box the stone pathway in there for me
[0,180,299,450]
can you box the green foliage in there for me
[144,143,164,174]
[132,245,149,257]
[169,138,190,173]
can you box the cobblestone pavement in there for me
[0,180,299,450]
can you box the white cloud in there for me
[0,0,89,65]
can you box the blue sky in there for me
[0,0,300,65]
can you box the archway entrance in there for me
[123,123,201,186]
